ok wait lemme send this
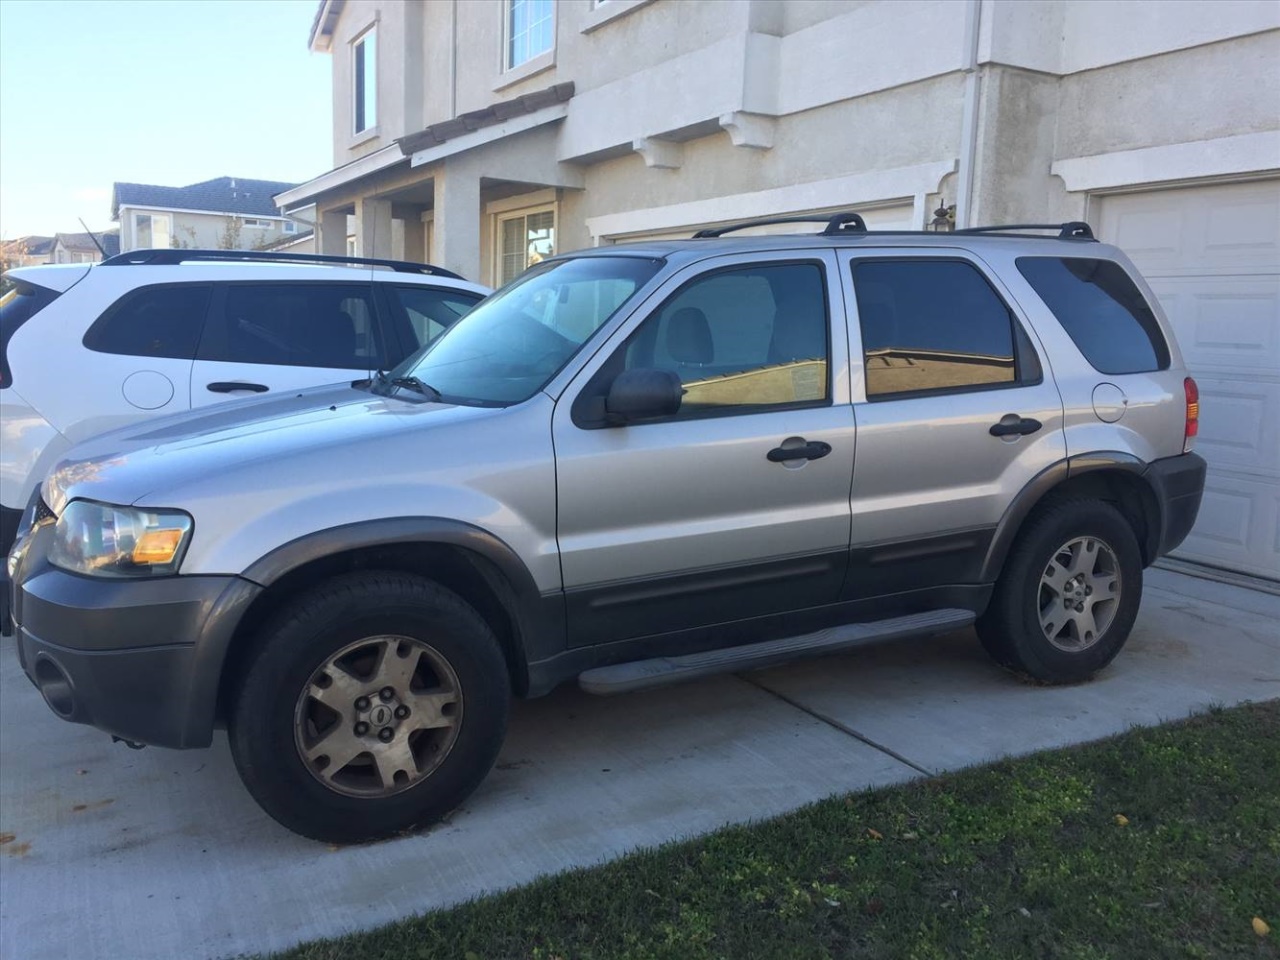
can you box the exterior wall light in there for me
[930,202,956,232]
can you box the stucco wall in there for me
[1054,30,1280,162]
[119,208,292,252]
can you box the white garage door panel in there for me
[1105,180,1280,276]
[1177,473,1279,572]
[1148,277,1279,371]
[1192,377,1279,476]
[1100,179,1280,580]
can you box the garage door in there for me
[1099,180,1280,580]
[602,202,916,243]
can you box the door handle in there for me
[989,414,1042,437]
[767,440,832,463]
[207,381,269,394]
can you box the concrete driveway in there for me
[1,566,1277,960]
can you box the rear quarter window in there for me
[1,281,62,388]
[83,283,212,360]
[1016,257,1169,374]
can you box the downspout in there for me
[450,0,458,119]
[955,0,983,229]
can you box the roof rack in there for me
[954,222,1095,240]
[98,248,465,279]
[693,212,868,238]
[690,212,1096,242]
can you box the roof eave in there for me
[308,0,345,52]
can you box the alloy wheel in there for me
[293,635,463,798]
[1037,536,1121,653]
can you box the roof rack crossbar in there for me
[693,212,868,239]
[955,222,1095,240]
[98,248,465,279]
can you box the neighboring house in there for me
[1,235,55,270]
[112,176,302,252]
[48,230,120,264]
[260,228,316,254]
[276,0,1280,582]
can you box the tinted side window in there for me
[1017,257,1169,374]
[199,283,379,369]
[853,260,1018,399]
[623,262,829,417]
[389,286,483,351]
[1,281,61,386]
[84,284,211,360]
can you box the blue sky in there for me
[0,0,332,239]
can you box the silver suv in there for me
[7,215,1207,842]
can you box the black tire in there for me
[976,499,1143,684]
[228,571,510,843]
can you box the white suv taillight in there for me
[1184,377,1199,453]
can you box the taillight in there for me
[1184,377,1199,452]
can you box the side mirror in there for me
[604,369,682,424]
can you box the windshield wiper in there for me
[369,369,441,401]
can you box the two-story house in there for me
[0,235,55,271]
[113,176,305,252]
[276,0,1279,582]
[48,230,120,264]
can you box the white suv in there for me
[0,249,489,573]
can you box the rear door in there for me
[838,249,1067,597]
[189,281,383,407]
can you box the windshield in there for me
[390,256,662,405]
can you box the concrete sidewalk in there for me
[1,567,1276,960]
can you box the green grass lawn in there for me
[271,701,1279,960]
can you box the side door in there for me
[61,282,211,442]
[189,281,384,406]
[375,283,486,365]
[838,250,1066,598]
[552,252,856,647]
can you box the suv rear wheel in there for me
[228,572,509,843]
[977,499,1143,683]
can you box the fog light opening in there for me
[33,657,76,718]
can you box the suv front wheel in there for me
[228,572,510,843]
[977,499,1143,684]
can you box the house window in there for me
[282,221,298,235]
[353,27,377,135]
[505,0,553,70]
[133,212,171,249]
[242,218,272,229]
[496,207,555,286]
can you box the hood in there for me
[42,382,488,513]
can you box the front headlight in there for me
[49,500,193,578]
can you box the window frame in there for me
[571,257,836,429]
[849,255,1044,404]
[503,0,555,72]
[352,25,378,138]
[282,221,298,235]
[194,280,388,371]
[132,211,172,250]
[82,282,214,360]
[493,203,557,287]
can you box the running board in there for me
[578,608,975,695]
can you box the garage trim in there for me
[1052,131,1280,194]
[584,159,956,242]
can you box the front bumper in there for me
[10,521,261,749]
